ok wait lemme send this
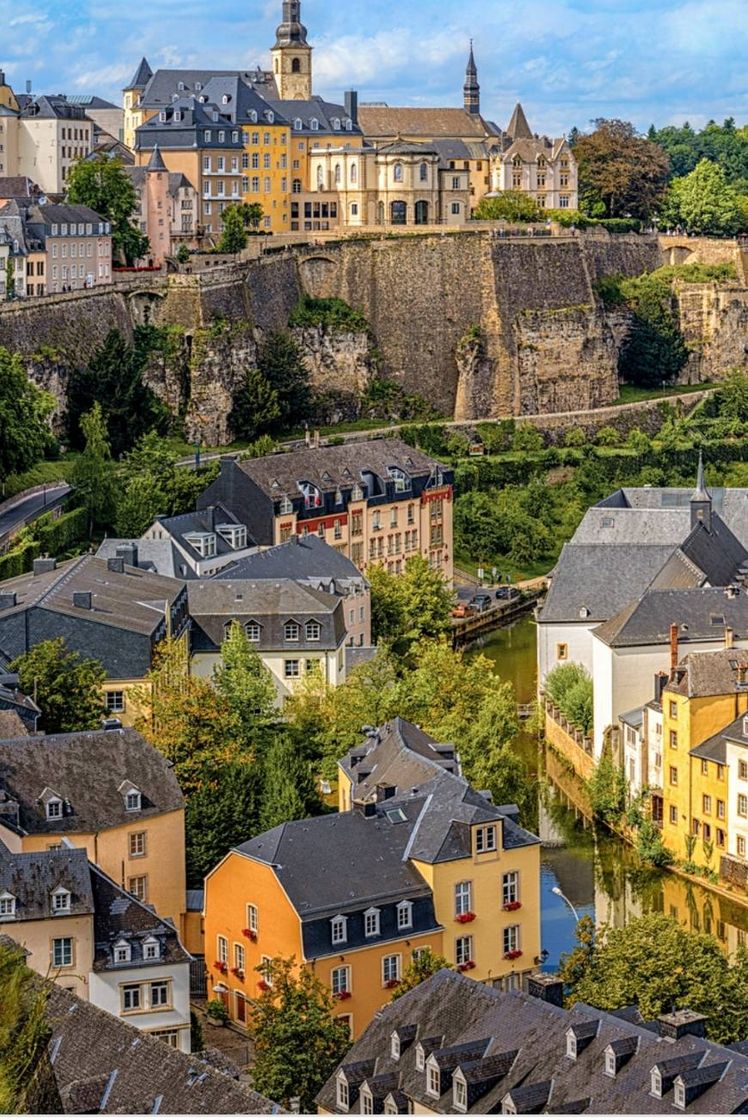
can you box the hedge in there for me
[0,507,89,581]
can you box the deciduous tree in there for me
[0,347,54,482]
[391,949,452,999]
[70,402,117,533]
[213,621,278,748]
[67,155,149,264]
[668,159,748,235]
[473,191,541,222]
[573,119,669,219]
[217,204,248,253]
[12,638,106,733]
[369,554,454,658]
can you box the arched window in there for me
[415,201,429,225]
[334,163,341,184]
[419,162,428,182]
[393,162,403,182]
[350,162,357,184]
[391,200,407,225]
[377,201,385,225]
[332,117,341,130]
[310,118,319,131]
[294,117,303,131]
[291,57,301,73]
[317,165,325,188]
[292,178,302,193]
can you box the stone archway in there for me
[297,254,339,298]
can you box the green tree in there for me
[184,759,262,884]
[368,554,454,658]
[70,402,117,533]
[716,368,748,421]
[115,433,218,537]
[250,957,350,1112]
[258,331,313,429]
[392,949,452,998]
[473,191,541,222]
[668,159,748,235]
[230,367,281,441]
[0,941,54,1113]
[587,745,626,825]
[12,638,106,733]
[4,255,14,301]
[560,912,748,1043]
[259,734,321,832]
[213,621,278,748]
[0,347,54,482]
[243,202,264,230]
[67,155,149,265]
[176,243,190,265]
[65,329,170,456]
[217,204,248,253]
[572,119,670,218]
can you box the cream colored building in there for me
[490,104,578,210]
[0,92,94,194]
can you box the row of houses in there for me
[0,197,112,297]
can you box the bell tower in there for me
[463,41,480,116]
[271,0,313,100]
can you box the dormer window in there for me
[306,620,321,641]
[389,467,410,493]
[336,1073,349,1109]
[217,524,248,550]
[120,784,142,812]
[114,938,131,963]
[284,621,300,641]
[205,129,212,142]
[51,888,71,914]
[245,620,261,642]
[396,900,413,930]
[475,824,497,853]
[605,1049,616,1077]
[298,480,322,510]
[331,914,348,945]
[651,1069,662,1097]
[674,1081,686,1110]
[0,892,16,919]
[294,117,303,130]
[46,798,63,820]
[279,496,293,515]
[566,1032,577,1060]
[310,118,319,130]
[142,936,160,960]
[426,1059,440,1098]
[416,1043,425,1071]
[364,907,380,937]
[391,1032,400,1060]
[453,1075,468,1112]
[351,484,364,501]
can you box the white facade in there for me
[491,139,577,210]
[536,620,597,686]
[142,519,258,578]
[89,959,191,1052]
[191,643,346,702]
[726,726,748,862]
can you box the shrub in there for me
[289,296,369,332]
[587,747,626,825]
[636,818,674,866]
[512,423,544,452]
[595,426,620,447]
[564,427,587,448]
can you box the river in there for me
[471,615,748,969]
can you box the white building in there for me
[490,104,577,210]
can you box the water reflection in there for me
[472,614,748,969]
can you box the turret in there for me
[463,41,480,116]
[690,451,712,531]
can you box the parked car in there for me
[452,602,473,618]
[467,592,493,613]
[495,586,520,601]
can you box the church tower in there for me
[271,1,313,101]
[463,42,480,116]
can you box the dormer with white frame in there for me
[50,886,71,914]
[113,937,132,964]
[39,786,65,822]
[118,780,142,812]
[141,934,161,961]
[0,891,16,920]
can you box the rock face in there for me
[675,283,748,384]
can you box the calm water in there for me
[470,615,748,968]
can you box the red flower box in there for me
[503,949,523,961]
[457,960,476,972]
[385,978,399,989]
[241,928,257,941]
[335,990,352,1001]
[502,901,522,912]
[213,961,227,973]
[231,967,244,979]
[456,912,476,923]
[257,979,271,992]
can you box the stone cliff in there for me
[1,229,733,446]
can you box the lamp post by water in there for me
[552,885,580,923]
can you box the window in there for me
[669,766,678,786]
[129,831,146,857]
[382,954,400,985]
[455,881,472,916]
[566,1032,578,1060]
[125,790,141,811]
[337,1075,349,1110]
[739,835,746,857]
[331,914,347,945]
[503,925,520,954]
[476,825,497,853]
[284,621,300,641]
[669,701,678,718]
[284,659,300,679]
[51,889,70,913]
[143,938,160,961]
[397,900,413,930]
[305,620,321,641]
[234,942,245,972]
[717,764,725,780]
[129,875,147,902]
[717,827,726,848]
[52,937,73,968]
[364,908,380,937]
[701,760,709,776]
[0,893,15,919]
[669,804,678,824]
[605,1050,616,1077]
[739,794,748,818]
[105,690,124,712]
[46,798,63,820]
[150,980,169,1007]
[455,935,472,965]
[454,1077,468,1111]
[651,1070,663,1097]
[502,871,519,906]
[245,621,261,642]
[416,1044,425,1071]
[114,940,131,963]
[361,1088,374,1115]
[122,984,141,1011]
[427,1064,440,1097]
[670,731,678,749]
[740,760,748,781]
[331,965,350,996]
[703,794,712,815]
[150,1029,179,1047]
[217,935,229,964]
[246,903,258,935]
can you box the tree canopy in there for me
[572,119,670,218]
[368,554,454,658]
[473,191,541,222]
[217,204,248,253]
[0,347,54,482]
[12,638,106,733]
[67,155,149,265]
[665,159,748,235]
[70,402,117,534]
[115,432,219,537]
[0,940,54,1112]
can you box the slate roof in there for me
[96,537,186,579]
[135,99,246,151]
[90,864,190,970]
[506,101,533,140]
[571,506,693,546]
[0,845,93,921]
[593,587,748,649]
[338,717,460,801]
[0,175,40,199]
[691,711,748,763]
[126,57,153,90]
[125,165,193,196]
[188,578,346,651]
[540,543,675,623]
[232,438,444,497]
[317,968,748,1114]
[668,648,748,698]
[0,727,184,836]
[155,504,250,563]
[192,75,289,127]
[598,486,748,552]
[358,106,495,139]
[43,980,281,1113]
[138,67,279,108]
[214,533,367,587]
[270,95,361,136]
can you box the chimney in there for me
[525,973,564,1007]
[107,557,125,574]
[726,626,735,650]
[72,590,92,610]
[314,429,321,449]
[653,671,669,704]
[116,544,138,568]
[344,90,358,126]
[0,592,17,610]
[670,623,679,673]
[32,557,57,575]
[657,1009,707,1041]
[207,505,216,530]
[354,799,377,817]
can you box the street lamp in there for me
[552,885,579,922]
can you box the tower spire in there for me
[463,40,480,116]
[690,451,712,530]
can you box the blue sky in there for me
[2,0,747,136]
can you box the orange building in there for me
[204,721,541,1037]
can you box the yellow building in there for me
[204,719,541,1038]
[123,58,154,152]
[660,646,748,872]
[0,727,189,946]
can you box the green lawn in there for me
[2,456,80,502]
[617,381,717,405]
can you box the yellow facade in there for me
[123,91,155,152]
[16,808,186,935]
[0,73,19,112]
[240,122,291,232]
[11,913,93,999]
[660,686,748,869]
